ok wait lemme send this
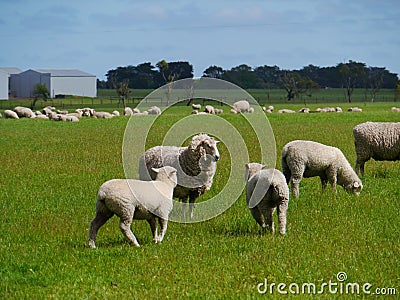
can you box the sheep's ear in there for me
[151,167,159,173]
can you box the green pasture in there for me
[0,102,399,299]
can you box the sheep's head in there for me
[244,163,266,181]
[339,168,363,195]
[189,134,220,162]
[152,166,178,187]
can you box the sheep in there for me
[214,108,223,114]
[124,107,133,116]
[139,133,220,219]
[93,111,114,119]
[282,140,363,198]
[278,109,295,114]
[112,110,120,117]
[56,109,68,115]
[204,105,215,114]
[14,106,35,118]
[299,108,310,113]
[391,107,400,112]
[245,163,289,235]
[4,110,19,119]
[81,107,94,117]
[66,111,83,118]
[348,107,362,112]
[131,111,149,116]
[147,106,161,115]
[0,112,2,118]
[42,106,56,116]
[35,114,49,120]
[88,166,178,248]
[336,107,343,112]
[231,100,254,113]
[192,103,201,110]
[353,122,400,176]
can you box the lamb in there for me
[353,122,400,176]
[281,140,362,198]
[88,166,177,248]
[93,111,114,119]
[112,110,120,117]
[214,108,223,114]
[139,133,220,219]
[192,103,201,110]
[391,107,400,112]
[14,106,35,118]
[336,107,343,112]
[245,163,289,235]
[42,106,56,116]
[299,108,310,113]
[124,107,133,116]
[147,106,161,115]
[4,110,19,119]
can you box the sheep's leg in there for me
[88,205,114,248]
[277,201,288,235]
[359,161,365,177]
[290,175,302,198]
[189,195,196,219]
[264,208,275,233]
[157,218,168,243]
[327,168,337,193]
[250,207,266,229]
[147,217,158,243]
[181,199,187,219]
[119,215,140,247]
[320,175,328,192]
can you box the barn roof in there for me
[0,67,22,75]
[32,69,95,77]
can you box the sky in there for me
[1,0,399,80]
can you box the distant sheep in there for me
[353,122,400,176]
[14,106,35,118]
[391,107,400,112]
[214,108,223,114]
[278,109,295,114]
[112,110,120,117]
[282,140,363,198]
[124,107,133,116]
[93,111,114,119]
[231,100,254,113]
[348,107,362,112]
[192,103,201,110]
[147,106,161,115]
[88,166,178,248]
[204,105,215,114]
[299,108,310,113]
[336,107,343,112]
[139,134,220,219]
[245,163,289,235]
[4,110,19,119]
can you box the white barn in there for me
[0,68,22,100]
[10,69,97,98]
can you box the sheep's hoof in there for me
[88,241,96,248]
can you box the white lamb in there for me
[88,166,177,248]
[112,110,120,117]
[192,103,201,110]
[14,106,35,118]
[282,140,363,198]
[231,100,254,113]
[204,105,215,114]
[353,122,400,176]
[4,110,19,119]
[245,163,289,235]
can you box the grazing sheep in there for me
[93,111,114,119]
[4,110,19,119]
[299,108,310,113]
[124,107,133,116]
[42,106,56,116]
[147,106,161,115]
[353,122,400,176]
[65,115,79,122]
[56,109,68,115]
[278,109,295,114]
[348,107,362,112]
[88,166,178,248]
[214,108,223,114]
[35,114,49,120]
[336,107,343,112]
[66,111,83,118]
[391,107,400,112]
[264,105,274,113]
[245,163,289,235]
[231,100,254,114]
[204,105,215,114]
[112,110,120,117]
[14,106,35,118]
[192,103,201,110]
[139,134,220,219]
[282,140,362,198]
[131,111,149,116]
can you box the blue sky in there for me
[1,0,399,80]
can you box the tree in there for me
[365,67,385,102]
[203,65,225,79]
[278,71,301,101]
[395,80,400,102]
[297,77,319,105]
[338,60,366,103]
[254,65,281,88]
[117,80,131,108]
[32,83,50,109]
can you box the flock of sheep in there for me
[87,101,400,247]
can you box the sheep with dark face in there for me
[139,134,220,219]
[353,122,400,176]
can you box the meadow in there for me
[0,101,399,299]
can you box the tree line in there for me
[97,60,399,103]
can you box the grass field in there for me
[0,102,399,299]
